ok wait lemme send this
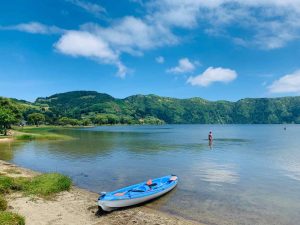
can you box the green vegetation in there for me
[0,98,22,136]
[27,113,45,127]
[21,173,72,197]
[0,196,7,211]
[14,126,73,141]
[1,91,300,126]
[0,173,70,224]
[0,173,71,198]
[0,212,25,225]
[0,176,15,194]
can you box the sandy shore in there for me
[0,160,203,225]
[0,137,13,142]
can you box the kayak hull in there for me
[98,175,178,211]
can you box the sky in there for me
[1,0,300,102]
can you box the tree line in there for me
[1,91,300,135]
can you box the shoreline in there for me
[0,138,13,142]
[0,160,203,225]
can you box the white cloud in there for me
[82,17,177,53]
[6,0,300,78]
[147,0,300,49]
[66,0,106,17]
[155,56,164,64]
[55,31,117,61]
[53,16,177,77]
[167,58,196,74]
[0,22,64,34]
[54,31,127,78]
[268,70,300,93]
[187,67,237,86]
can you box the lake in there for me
[1,125,300,224]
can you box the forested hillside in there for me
[1,91,300,127]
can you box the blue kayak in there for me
[98,175,178,211]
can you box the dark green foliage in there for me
[58,117,80,126]
[3,91,300,125]
[27,113,45,127]
[0,98,22,135]
[0,212,25,225]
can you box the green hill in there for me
[2,91,300,125]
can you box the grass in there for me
[0,176,15,194]
[21,173,72,197]
[0,193,23,225]
[0,172,71,224]
[15,133,70,141]
[13,126,73,141]
[0,196,7,211]
[0,173,72,198]
[0,212,25,225]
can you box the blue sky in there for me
[1,0,300,102]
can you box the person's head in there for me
[209,131,212,134]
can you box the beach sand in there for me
[0,160,203,225]
[0,137,14,142]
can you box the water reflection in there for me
[196,162,239,184]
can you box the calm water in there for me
[1,125,300,224]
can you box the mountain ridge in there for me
[2,91,300,125]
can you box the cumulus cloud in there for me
[187,67,237,86]
[54,16,177,77]
[54,31,127,78]
[268,70,300,93]
[167,58,196,74]
[66,0,106,17]
[6,0,300,77]
[155,56,165,64]
[0,22,64,34]
[82,17,177,52]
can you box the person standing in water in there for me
[208,131,213,142]
[208,131,213,149]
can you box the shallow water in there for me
[1,125,300,224]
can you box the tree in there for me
[58,117,80,126]
[93,114,109,125]
[28,113,45,127]
[0,109,17,135]
[0,98,22,135]
[81,118,91,126]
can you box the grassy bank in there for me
[0,172,71,224]
[0,173,72,197]
[13,126,74,141]
[0,194,24,224]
